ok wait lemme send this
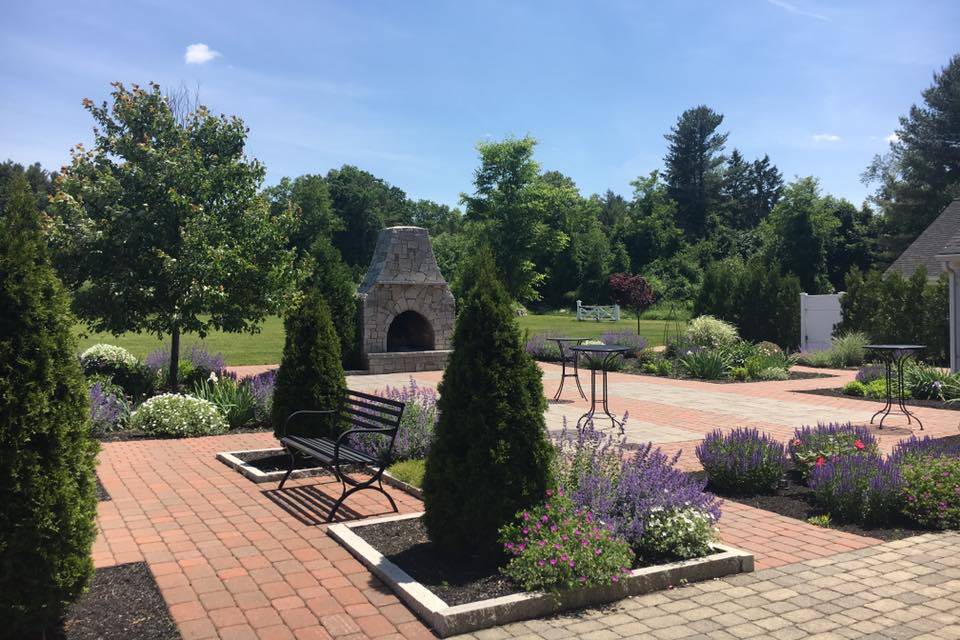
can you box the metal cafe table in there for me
[569,344,630,433]
[864,344,925,430]
[549,337,587,401]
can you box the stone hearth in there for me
[356,226,455,374]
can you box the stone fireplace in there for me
[356,226,455,373]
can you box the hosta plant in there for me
[696,428,786,494]
[789,423,878,477]
[499,491,634,592]
[130,393,228,437]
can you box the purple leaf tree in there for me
[608,273,656,335]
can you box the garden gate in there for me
[576,300,621,322]
[800,292,843,352]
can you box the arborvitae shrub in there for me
[307,235,359,368]
[0,176,98,634]
[271,289,346,438]
[422,248,553,556]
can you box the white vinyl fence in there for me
[800,293,843,352]
[576,300,621,322]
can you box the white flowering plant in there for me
[130,393,228,437]
[80,343,139,372]
[638,507,718,560]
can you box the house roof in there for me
[887,198,960,278]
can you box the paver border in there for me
[217,447,424,499]
[328,512,755,637]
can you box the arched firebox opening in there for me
[387,310,435,352]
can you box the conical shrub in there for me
[423,247,553,556]
[271,289,346,438]
[0,175,98,634]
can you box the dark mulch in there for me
[354,518,519,605]
[234,449,324,473]
[95,475,111,502]
[96,424,272,443]
[46,562,180,640]
[796,387,960,412]
[354,517,713,606]
[694,469,931,542]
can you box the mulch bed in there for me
[353,517,708,606]
[95,475,111,502]
[234,449,325,473]
[694,469,931,542]
[47,562,179,640]
[96,424,272,443]
[796,387,960,412]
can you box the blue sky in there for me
[2,0,958,209]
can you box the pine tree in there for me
[271,289,346,438]
[0,175,98,634]
[422,248,553,556]
[663,106,729,238]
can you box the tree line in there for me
[0,53,957,370]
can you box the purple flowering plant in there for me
[499,490,634,592]
[855,364,885,385]
[808,454,902,523]
[146,344,226,375]
[599,331,648,356]
[348,378,438,463]
[88,381,130,434]
[524,334,562,362]
[696,428,787,494]
[789,422,878,478]
[247,370,276,424]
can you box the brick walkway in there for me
[453,532,960,640]
[90,364,959,639]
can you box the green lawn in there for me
[75,314,677,366]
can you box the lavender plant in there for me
[599,331,647,355]
[551,418,623,520]
[855,364,885,384]
[524,334,562,362]
[891,435,960,464]
[696,428,787,494]
[247,369,276,424]
[808,454,902,523]
[88,381,130,434]
[349,378,438,463]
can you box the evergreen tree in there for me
[748,154,784,226]
[423,248,552,556]
[865,54,960,256]
[663,105,729,238]
[305,236,358,367]
[271,290,346,438]
[0,175,98,634]
[721,149,752,229]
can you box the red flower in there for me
[815,456,826,467]
[793,438,802,447]
[854,439,865,450]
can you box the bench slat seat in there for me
[277,388,405,522]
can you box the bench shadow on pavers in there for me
[262,484,364,525]
[270,388,406,523]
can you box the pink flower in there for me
[538,559,545,566]
[541,515,549,523]
[549,558,557,566]
[546,489,553,497]
[854,439,865,451]
[815,456,826,467]
[793,438,802,446]
[611,575,619,583]
[522,512,530,521]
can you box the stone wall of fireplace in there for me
[356,226,455,373]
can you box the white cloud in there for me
[184,43,220,65]
[767,0,829,21]
[885,133,900,143]
[812,133,842,142]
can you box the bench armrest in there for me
[282,409,337,439]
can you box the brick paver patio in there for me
[91,363,960,639]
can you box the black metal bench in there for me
[277,389,405,522]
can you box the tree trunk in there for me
[636,308,641,336]
[169,325,180,390]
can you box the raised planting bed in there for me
[47,562,179,640]
[618,365,836,384]
[693,468,935,542]
[217,447,424,499]
[328,512,753,637]
[796,387,960,411]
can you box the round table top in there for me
[548,337,586,343]
[864,344,926,351]
[569,344,631,354]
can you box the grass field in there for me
[75,314,679,366]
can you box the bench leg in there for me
[278,450,296,489]
[326,478,399,523]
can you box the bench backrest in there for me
[341,389,405,432]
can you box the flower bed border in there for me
[216,447,424,499]
[328,512,754,637]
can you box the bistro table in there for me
[569,344,630,433]
[864,344,925,430]
[550,337,587,401]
